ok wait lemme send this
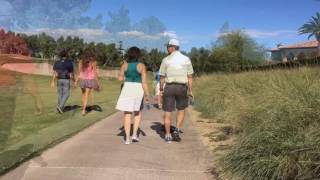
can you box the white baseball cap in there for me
[167,39,180,46]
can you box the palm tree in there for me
[299,12,320,56]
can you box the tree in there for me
[299,12,320,56]
[212,30,266,71]
[189,47,211,75]
[0,29,29,55]
[38,33,56,59]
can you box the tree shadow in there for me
[117,125,146,141]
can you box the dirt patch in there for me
[188,107,235,178]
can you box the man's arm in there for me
[160,75,165,92]
[187,74,193,97]
[159,59,166,92]
[187,58,194,96]
[70,61,75,82]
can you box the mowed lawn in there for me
[0,73,121,174]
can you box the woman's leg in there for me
[132,111,141,138]
[90,90,94,106]
[81,88,91,115]
[123,112,132,142]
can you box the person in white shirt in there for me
[159,39,194,143]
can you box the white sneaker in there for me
[125,140,131,145]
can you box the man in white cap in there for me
[159,39,194,143]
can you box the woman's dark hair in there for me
[59,49,68,58]
[127,46,141,62]
[80,48,96,71]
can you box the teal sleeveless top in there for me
[125,62,142,83]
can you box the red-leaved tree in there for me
[0,29,29,55]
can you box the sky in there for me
[0,0,319,51]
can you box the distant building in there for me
[270,40,318,62]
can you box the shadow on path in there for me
[150,122,183,140]
[117,125,146,140]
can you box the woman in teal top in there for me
[116,47,150,145]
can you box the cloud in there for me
[0,0,102,30]
[244,29,297,38]
[214,29,298,39]
[18,28,111,42]
[118,31,145,37]
[132,16,166,34]
[3,4,174,50]
[105,6,131,33]
[159,31,178,39]
[18,28,172,50]
[0,0,13,15]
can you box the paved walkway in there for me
[1,108,214,180]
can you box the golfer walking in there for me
[159,39,194,143]
[51,50,74,114]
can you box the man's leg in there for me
[173,85,188,142]
[164,111,172,136]
[56,80,63,113]
[60,80,70,110]
[176,109,185,130]
[162,85,174,143]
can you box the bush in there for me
[194,67,320,179]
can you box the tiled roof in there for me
[271,40,318,51]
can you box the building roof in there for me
[270,40,318,51]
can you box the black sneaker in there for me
[165,135,172,143]
[132,136,140,143]
[172,130,181,142]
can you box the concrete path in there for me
[0,108,214,180]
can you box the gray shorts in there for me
[163,83,188,112]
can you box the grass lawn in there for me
[0,73,121,174]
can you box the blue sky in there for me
[84,0,319,50]
[0,0,319,51]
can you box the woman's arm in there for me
[140,63,150,100]
[51,71,57,88]
[92,61,100,86]
[118,61,127,81]
[75,60,82,85]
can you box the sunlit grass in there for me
[194,67,320,180]
[0,74,121,174]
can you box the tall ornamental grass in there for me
[194,67,320,180]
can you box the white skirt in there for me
[116,82,144,112]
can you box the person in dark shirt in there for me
[51,50,74,114]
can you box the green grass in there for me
[0,74,121,174]
[194,67,320,180]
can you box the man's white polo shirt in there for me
[159,51,194,84]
